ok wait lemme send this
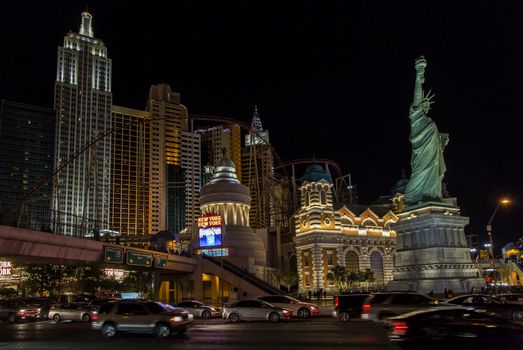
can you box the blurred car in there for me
[88,298,118,311]
[387,307,523,349]
[50,302,98,322]
[258,295,319,318]
[92,300,191,339]
[361,292,444,322]
[446,294,523,321]
[174,300,222,319]
[0,299,41,323]
[497,293,523,305]
[332,294,369,321]
[26,297,56,320]
[222,299,291,322]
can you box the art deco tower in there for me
[53,12,112,235]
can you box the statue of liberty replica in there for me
[388,56,484,293]
[404,56,449,205]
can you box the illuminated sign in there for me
[197,215,223,228]
[199,226,222,247]
[104,246,124,263]
[104,268,125,280]
[0,261,12,277]
[198,248,229,257]
[154,255,168,268]
[127,251,153,267]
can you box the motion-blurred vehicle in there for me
[92,300,191,339]
[388,307,523,349]
[174,300,222,319]
[222,299,291,322]
[361,292,444,322]
[88,298,118,311]
[258,295,319,318]
[497,294,523,305]
[50,303,98,322]
[0,299,40,323]
[446,294,523,321]
[25,297,56,319]
[332,294,369,321]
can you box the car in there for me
[24,297,56,320]
[222,299,291,322]
[446,294,523,321]
[91,300,191,339]
[332,294,370,321]
[0,299,41,323]
[387,307,523,349]
[49,302,98,322]
[497,293,523,305]
[361,292,443,322]
[258,295,319,318]
[174,300,222,319]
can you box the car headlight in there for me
[210,307,218,311]
[310,306,317,310]
[171,316,183,322]
[18,309,26,314]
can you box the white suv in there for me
[258,295,319,318]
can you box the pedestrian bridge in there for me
[0,225,197,272]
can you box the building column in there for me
[312,244,324,289]
[193,255,204,301]
[336,246,345,268]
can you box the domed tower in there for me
[198,151,267,271]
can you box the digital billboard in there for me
[199,226,223,247]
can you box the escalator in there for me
[202,255,286,296]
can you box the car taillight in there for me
[92,314,99,321]
[392,321,408,336]
[362,303,371,314]
[334,296,339,308]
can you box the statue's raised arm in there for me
[403,56,448,205]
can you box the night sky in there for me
[2,1,523,251]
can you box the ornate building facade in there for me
[293,164,398,293]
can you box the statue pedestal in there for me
[387,202,484,294]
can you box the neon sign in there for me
[0,261,12,277]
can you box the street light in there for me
[486,198,510,288]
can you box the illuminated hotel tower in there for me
[53,12,112,235]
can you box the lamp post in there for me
[486,198,510,289]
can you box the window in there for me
[391,294,432,305]
[145,302,166,314]
[345,250,359,273]
[370,251,384,285]
[116,303,148,315]
[320,190,326,205]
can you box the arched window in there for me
[345,250,359,273]
[320,190,327,205]
[341,217,353,225]
[370,251,384,285]
[305,192,310,207]
[362,218,377,227]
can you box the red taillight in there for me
[334,296,339,308]
[392,321,408,335]
[92,314,99,321]
[362,303,371,314]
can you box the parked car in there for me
[497,294,523,305]
[92,300,191,339]
[387,307,523,349]
[0,299,41,323]
[332,294,370,321]
[222,299,291,322]
[446,294,523,321]
[361,292,443,322]
[174,300,222,319]
[25,297,56,320]
[50,302,98,322]
[258,295,319,318]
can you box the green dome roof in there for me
[301,164,332,184]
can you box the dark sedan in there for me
[388,307,523,350]
[446,294,523,321]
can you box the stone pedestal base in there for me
[388,202,484,294]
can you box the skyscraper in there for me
[0,100,55,229]
[53,12,112,235]
[111,105,150,236]
[181,131,201,230]
[241,106,274,228]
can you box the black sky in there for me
[1,0,523,251]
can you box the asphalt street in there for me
[0,318,398,350]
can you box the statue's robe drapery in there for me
[404,103,447,204]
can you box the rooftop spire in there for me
[251,105,264,132]
[80,11,94,37]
